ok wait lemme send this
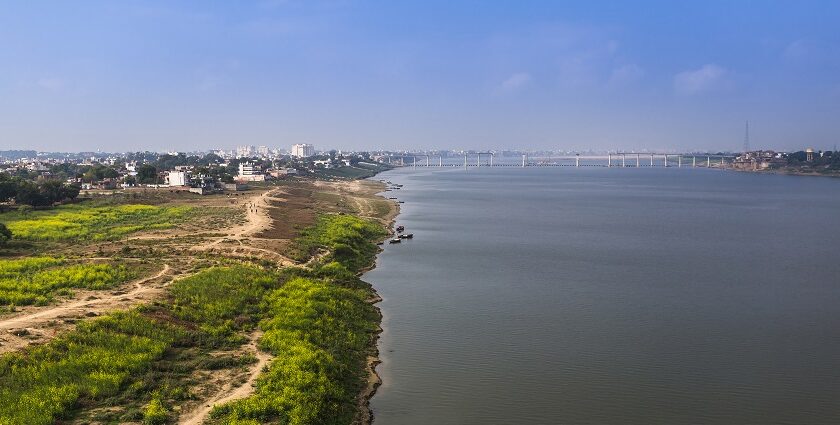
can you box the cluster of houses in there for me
[0,144,381,194]
[732,150,787,170]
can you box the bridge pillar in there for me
[678,156,682,167]
[426,156,430,167]
[522,154,526,167]
[607,154,611,167]
[692,156,696,167]
[622,154,626,167]
[439,157,443,167]
[464,154,468,169]
[413,157,417,168]
[650,154,654,166]
[636,154,640,168]
[664,154,669,167]
[576,156,580,167]
[490,155,494,167]
[707,156,711,167]
[477,154,480,167]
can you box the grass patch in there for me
[169,265,278,347]
[0,257,134,306]
[287,214,387,271]
[1,203,192,241]
[0,264,279,425]
[0,311,184,425]
[210,214,386,424]
[210,275,379,425]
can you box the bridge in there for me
[384,153,736,168]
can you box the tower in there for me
[743,120,750,153]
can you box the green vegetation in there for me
[0,196,388,423]
[211,275,379,425]
[2,203,191,241]
[0,173,80,207]
[0,257,133,306]
[0,264,275,425]
[288,214,387,270]
[211,214,385,424]
[169,265,277,347]
[313,163,391,180]
[0,311,183,425]
[0,223,10,245]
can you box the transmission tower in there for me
[743,120,750,153]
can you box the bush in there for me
[142,394,168,425]
[0,223,10,245]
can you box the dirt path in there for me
[178,331,272,425]
[200,190,275,249]
[0,264,172,353]
[189,189,297,266]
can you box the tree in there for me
[0,223,11,245]
[0,173,18,202]
[14,181,50,207]
[136,164,158,184]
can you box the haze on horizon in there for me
[1,1,839,153]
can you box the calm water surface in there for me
[364,167,840,425]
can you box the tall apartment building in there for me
[291,143,315,158]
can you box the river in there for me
[364,167,840,424]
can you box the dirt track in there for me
[0,264,172,354]
[178,331,272,425]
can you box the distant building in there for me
[237,161,266,182]
[269,167,298,177]
[167,171,190,187]
[806,147,815,162]
[291,143,315,158]
[236,145,255,158]
[257,145,271,157]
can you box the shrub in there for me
[142,394,168,425]
[0,223,10,245]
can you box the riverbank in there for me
[355,175,400,425]
[0,176,400,424]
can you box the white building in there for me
[237,161,266,182]
[167,171,190,187]
[236,145,255,158]
[257,146,271,157]
[291,143,315,158]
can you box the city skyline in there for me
[1,1,839,153]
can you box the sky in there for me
[1,0,839,153]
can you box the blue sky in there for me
[1,1,839,152]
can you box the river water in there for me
[364,167,840,425]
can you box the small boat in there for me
[396,225,405,232]
[389,238,402,244]
[388,197,398,200]
[398,233,413,239]
[398,201,405,204]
